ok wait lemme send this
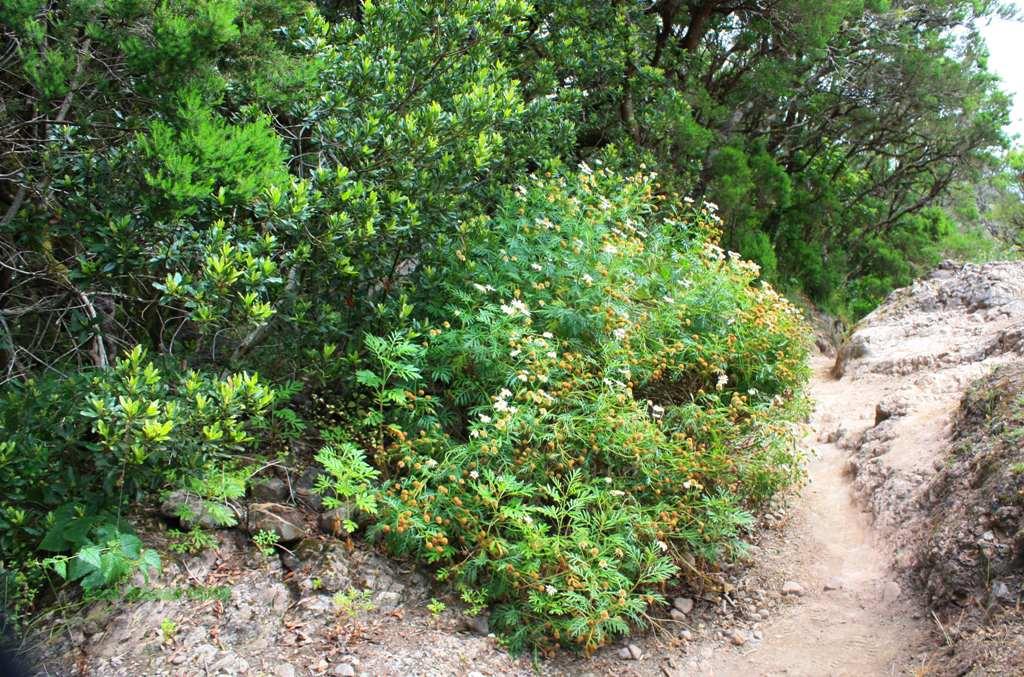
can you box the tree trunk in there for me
[681,2,716,51]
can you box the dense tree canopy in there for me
[0,0,1017,375]
[517,0,1015,307]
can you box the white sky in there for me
[980,4,1024,142]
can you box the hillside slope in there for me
[26,260,1024,676]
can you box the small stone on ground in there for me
[673,597,694,614]
[781,580,805,597]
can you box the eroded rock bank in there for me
[828,260,1024,675]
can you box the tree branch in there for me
[232,265,301,362]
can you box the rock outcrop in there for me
[832,260,1024,676]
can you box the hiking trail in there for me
[696,355,929,677]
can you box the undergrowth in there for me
[0,348,280,627]
[327,169,811,653]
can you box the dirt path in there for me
[700,356,930,677]
[578,262,1024,676]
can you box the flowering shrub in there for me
[365,168,810,652]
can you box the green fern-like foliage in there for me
[314,435,381,522]
[365,169,810,653]
[140,93,288,217]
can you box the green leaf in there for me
[118,531,143,558]
[50,558,68,580]
[76,545,102,571]
[141,548,162,576]
[356,370,383,388]
[383,388,407,404]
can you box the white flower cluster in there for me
[471,387,520,439]
[500,298,531,317]
[716,373,729,391]
[735,258,762,275]
[493,388,516,413]
[704,243,725,261]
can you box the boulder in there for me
[295,466,323,511]
[301,541,352,594]
[462,613,490,636]
[246,503,305,543]
[319,506,356,536]
[832,335,870,379]
[319,503,373,535]
[874,397,908,426]
[250,477,289,502]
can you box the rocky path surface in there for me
[694,260,1024,677]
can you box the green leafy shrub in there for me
[314,432,381,533]
[363,169,809,652]
[167,528,217,555]
[139,92,289,216]
[42,521,160,593]
[252,529,280,556]
[3,0,564,626]
[0,347,276,619]
[939,227,1020,265]
[81,346,275,496]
